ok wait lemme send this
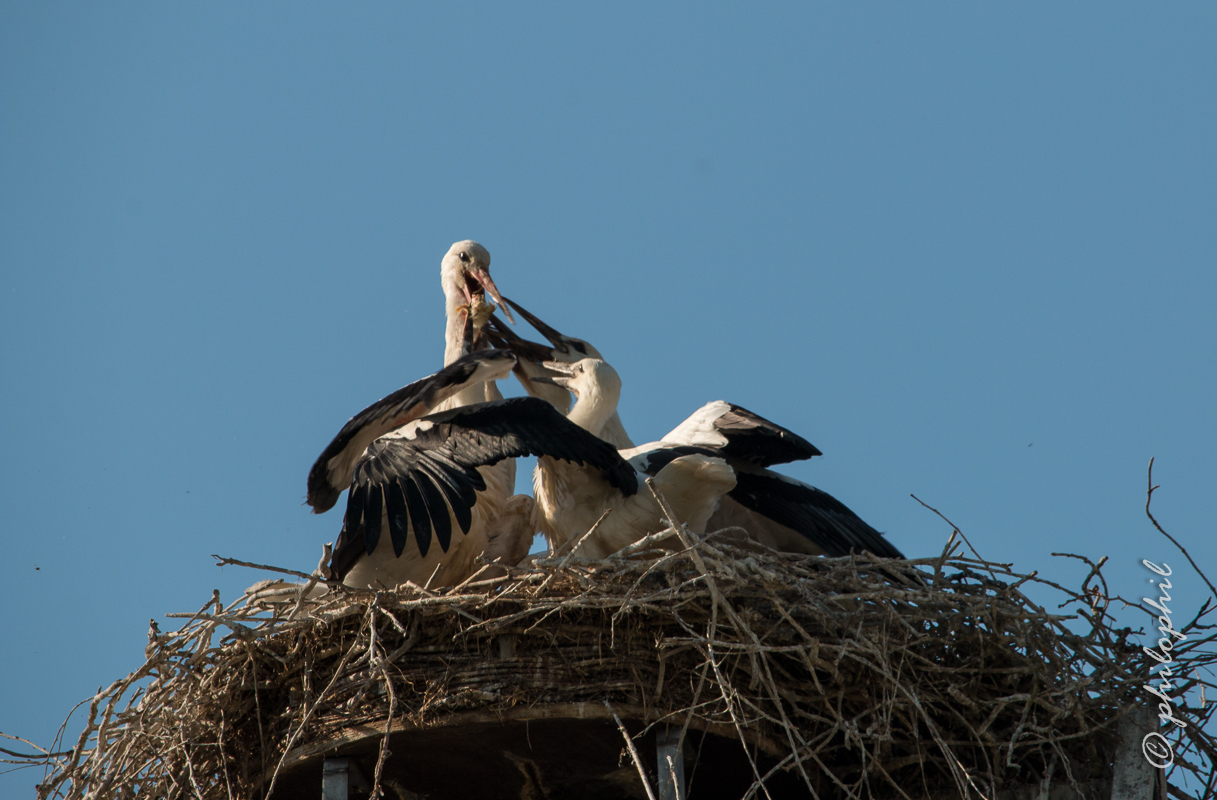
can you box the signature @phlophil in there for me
[1140,560,1189,768]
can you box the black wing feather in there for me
[330,397,636,580]
[414,467,454,552]
[401,477,433,556]
[730,471,903,559]
[383,479,412,558]
[329,525,364,583]
[362,483,383,556]
[306,350,516,512]
[345,482,368,547]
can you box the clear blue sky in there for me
[3,4,1214,794]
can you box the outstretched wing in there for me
[306,350,517,513]
[730,471,903,559]
[662,401,821,468]
[330,396,638,579]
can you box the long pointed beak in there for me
[469,268,515,324]
[500,296,586,355]
[485,312,569,364]
[541,360,577,375]
[534,360,577,389]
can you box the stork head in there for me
[440,240,514,323]
[536,358,621,434]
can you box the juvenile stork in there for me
[486,300,904,559]
[528,358,734,557]
[631,402,905,558]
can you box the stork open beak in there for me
[533,360,577,391]
[464,267,515,324]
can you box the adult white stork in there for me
[334,357,736,574]
[305,240,535,587]
[486,301,905,559]
[307,240,514,513]
[307,350,530,587]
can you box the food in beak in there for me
[468,293,495,330]
[466,267,515,324]
[458,295,496,356]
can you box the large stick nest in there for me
[25,521,1217,800]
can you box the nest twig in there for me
[12,475,1217,799]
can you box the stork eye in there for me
[459,252,470,263]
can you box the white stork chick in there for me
[530,358,735,558]
[628,401,905,559]
[484,297,904,559]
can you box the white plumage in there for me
[529,359,736,559]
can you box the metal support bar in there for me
[323,757,351,800]
[1110,706,1161,800]
[656,726,687,800]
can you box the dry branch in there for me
[13,517,1216,800]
